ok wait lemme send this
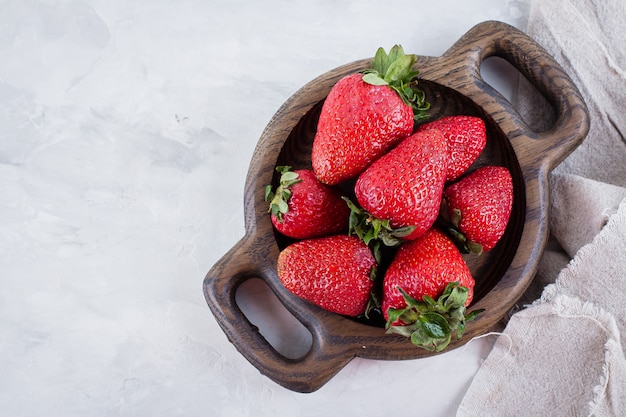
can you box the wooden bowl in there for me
[203,21,589,393]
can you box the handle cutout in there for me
[480,56,556,133]
[235,278,313,360]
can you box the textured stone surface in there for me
[0,1,528,415]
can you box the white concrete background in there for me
[0,1,529,415]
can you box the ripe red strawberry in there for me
[312,45,429,185]
[417,115,487,181]
[381,228,481,351]
[353,129,448,243]
[265,166,350,239]
[277,235,377,317]
[441,165,513,254]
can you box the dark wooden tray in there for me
[203,20,589,393]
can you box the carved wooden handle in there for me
[422,20,589,170]
[204,235,366,393]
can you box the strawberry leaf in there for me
[265,166,302,222]
[386,45,403,67]
[362,72,388,86]
[386,306,406,327]
[385,54,417,84]
[342,197,416,251]
[437,201,484,255]
[465,308,484,322]
[385,282,484,352]
[280,170,299,183]
[443,283,468,308]
[264,184,274,202]
[363,288,380,320]
[371,47,389,75]
[468,241,484,256]
[420,312,450,338]
[361,45,430,122]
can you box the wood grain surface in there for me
[203,20,590,393]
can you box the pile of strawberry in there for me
[265,46,513,352]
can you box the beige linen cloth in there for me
[457,0,626,415]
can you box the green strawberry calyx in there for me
[386,283,484,352]
[361,45,430,122]
[438,199,484,255]
[264,166,302,222]
[342,197,415,261]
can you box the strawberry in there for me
[312,45,430,185]
[265,166,350,239]
[417,115,487,181]
[352,129,448,243]
[277,235,377,317]
[440,165,513,254]
[381,228,481,351]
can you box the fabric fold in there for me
[457,293,625,416]
[548,174,626,257]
